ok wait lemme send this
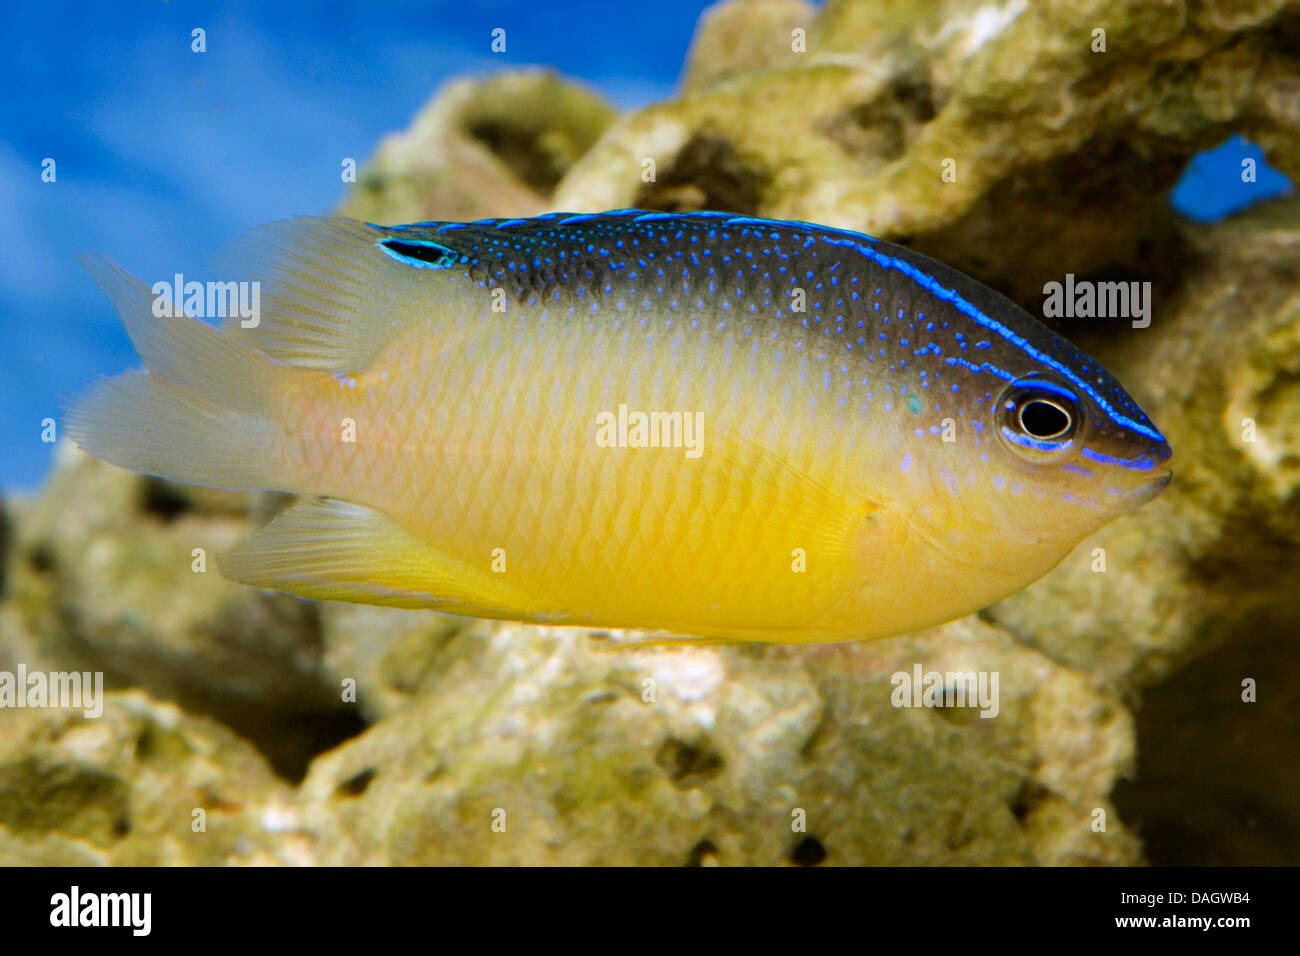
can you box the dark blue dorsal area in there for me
[368,209,889,343]
[370,210,830,292]
[366,210,1163,444]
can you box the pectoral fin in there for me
[218,497,543,617]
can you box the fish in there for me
[66,210,1172,644]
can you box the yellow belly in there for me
[286,317,892,640]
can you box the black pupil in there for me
[1020,400,1070,438]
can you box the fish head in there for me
[837,344,1173,639]
[867,290,1173,613]
[838,235,1173,579]
[866,349,1171,638]
[974,359,1172,552]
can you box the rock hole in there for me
[27,543,54,574]
[654,737,725,789]
[336,767,377,798]
[790,835,826,866]
[1010,780,1050,824]
[1113,622,1300,864]
[140,477,190,522]
[465,118,571,194]
[634,133,766,216]
[685,839,719,866]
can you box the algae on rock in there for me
[339,69,618,226]
[3,446,360,781]
[0,692,304,866]
[559,0,1300,303]
[298,621,1139,865]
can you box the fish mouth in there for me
[1128,469,1172,506]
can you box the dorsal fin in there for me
[211,217,446,371]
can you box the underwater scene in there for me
[1,0,1298,880]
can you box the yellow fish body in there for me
[68,212,1171,643]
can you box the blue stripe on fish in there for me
[1000,427,1074,453]
[1080,446,1160,470]
[1010,379,1079,404]
[815,234,1167,445]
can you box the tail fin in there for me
[64,255,287,492]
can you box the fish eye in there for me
[1018,399,1072,440]
[995,380,1082,460]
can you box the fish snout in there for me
[1128,467,1172,506]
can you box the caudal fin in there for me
[64,255,287,492]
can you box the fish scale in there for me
[67,211,1171,643]
[299,304,880,629]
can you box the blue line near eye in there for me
[817,235,1167,444]
[1080,446,1159,470]
[1013,379,1079,403]
[1000,426,1074,453]
[376,237,463,269]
